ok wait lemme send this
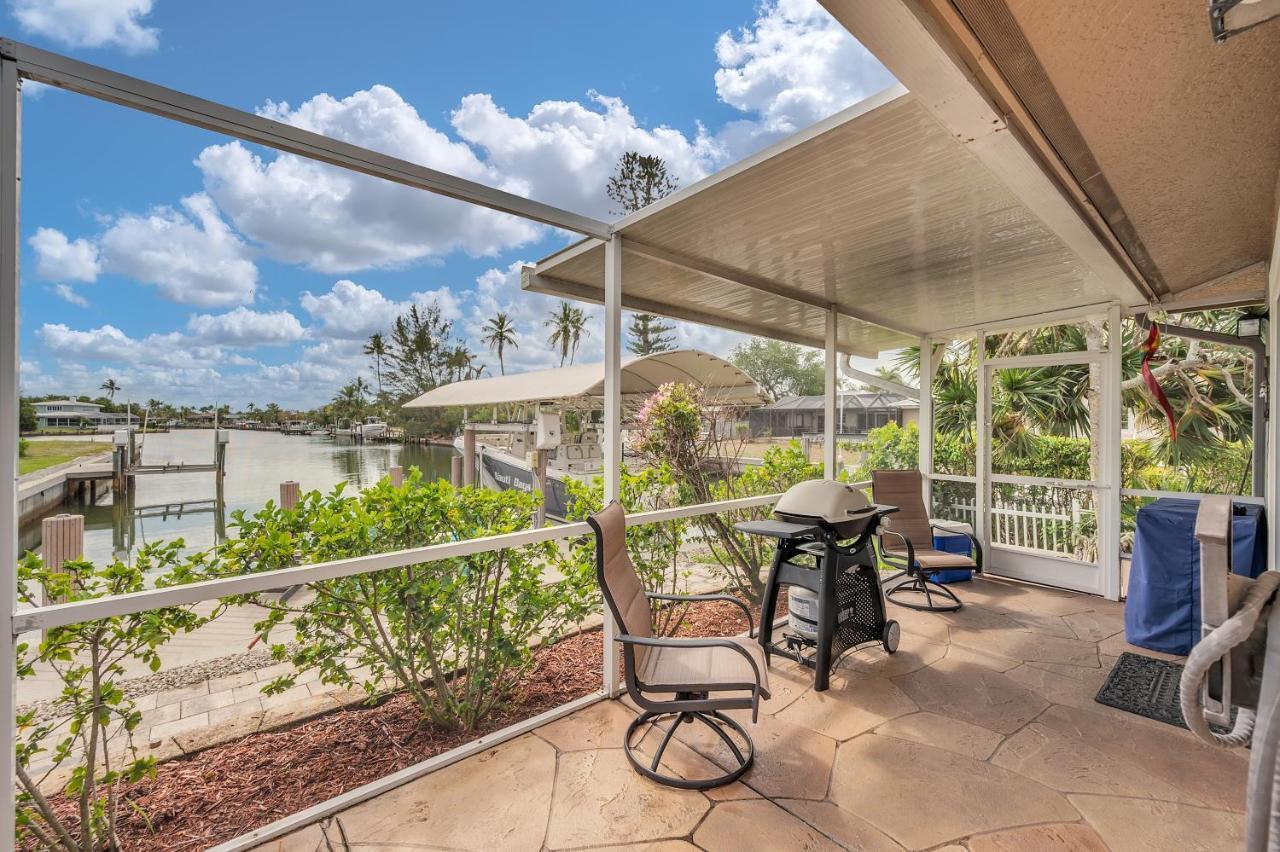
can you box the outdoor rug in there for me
[1094,650,1233,731]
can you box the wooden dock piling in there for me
[280,480,300,510]
[40,513,83,605]
[389,465,404,488]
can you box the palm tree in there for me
[99,378,120,401]
[481,312,518,375]
[264,402,282,425]
[363,333,388,395]
[546,302,590,367]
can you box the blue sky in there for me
[12,0,894,409]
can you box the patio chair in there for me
[871,469,983,612]
[586,501,770,789]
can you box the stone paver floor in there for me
[259,576,1248,851]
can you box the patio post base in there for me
[624,707,754,790]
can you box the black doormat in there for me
[1095,651,1201,731]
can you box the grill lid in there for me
[774,479,873,524]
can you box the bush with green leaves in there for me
[631,382,821,602]
[563,464,691,635]
[704,441,821,601]
[216,471,592,731]
[15,542,210,851]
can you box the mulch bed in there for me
[28,595,766,851]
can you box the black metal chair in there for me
[872,469,983,612]
[586,501,770,789]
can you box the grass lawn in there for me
[18,440,109,476]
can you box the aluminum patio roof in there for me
[524,86,1145,356]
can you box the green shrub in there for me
[563,464,691,635]
[217,471,592,731]
[18,437,28,457]
[15,542,210,851]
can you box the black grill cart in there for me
[737,513,899,692]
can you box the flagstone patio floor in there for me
[260,575,1248,851]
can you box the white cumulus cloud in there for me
[29,226,101,282]
[451,92,720,219]
[11,0,160,53]
[712,0,895,157]
[52,283,89,307]
[98,193,258,307]
[196,86,540,275]
[186,307,305,346]
[300,278,459,340]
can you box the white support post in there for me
[824,308,838,478]
[0,57,19,846]
[1099,306,1123,600]
[918,337,934,510]
[602,234,623,696]
[1268,190,1280,573]
[975,332,990,555]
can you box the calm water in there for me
[20,430,459,565]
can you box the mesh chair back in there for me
[587,502,652,640]
[871,469,933,547]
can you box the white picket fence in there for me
[941,495,1091,557]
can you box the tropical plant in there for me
[97,379,120,402]
[630,382,819,601]
[546,301,589,367]
[382,301,470,397]
[14,542,210,851]
[363,332,388,395]
[480,312,519,375]
[263,403,282,425]
[217,473,592,730]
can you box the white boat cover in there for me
[403,349,763,409]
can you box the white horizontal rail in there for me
[0,39,610,240]
[928,472,977,484]
[1121,487,1264,506]
[11,494,783,633]
[990,473,1100,490]
[983,350,1103,368]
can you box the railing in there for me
[941,496,1087,557]
[15,491,787,852]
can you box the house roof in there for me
[759,393,912,411]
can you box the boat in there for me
[356,416,387,440]
[404,349,764,521]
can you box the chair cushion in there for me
[885,545,976,570]
[637,637,770,696]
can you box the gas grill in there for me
[737,480,900,691]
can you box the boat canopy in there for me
[402,349,764,409]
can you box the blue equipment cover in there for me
[1125,498,1267,655]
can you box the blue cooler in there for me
[1125,498,1267,655]
[931,528,974,584]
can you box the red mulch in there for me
[28,594,769,851]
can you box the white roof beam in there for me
[0,39,610,239]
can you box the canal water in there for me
[19,430,459,565]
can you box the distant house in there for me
[748,392,918,438]
[32,400,140,430]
